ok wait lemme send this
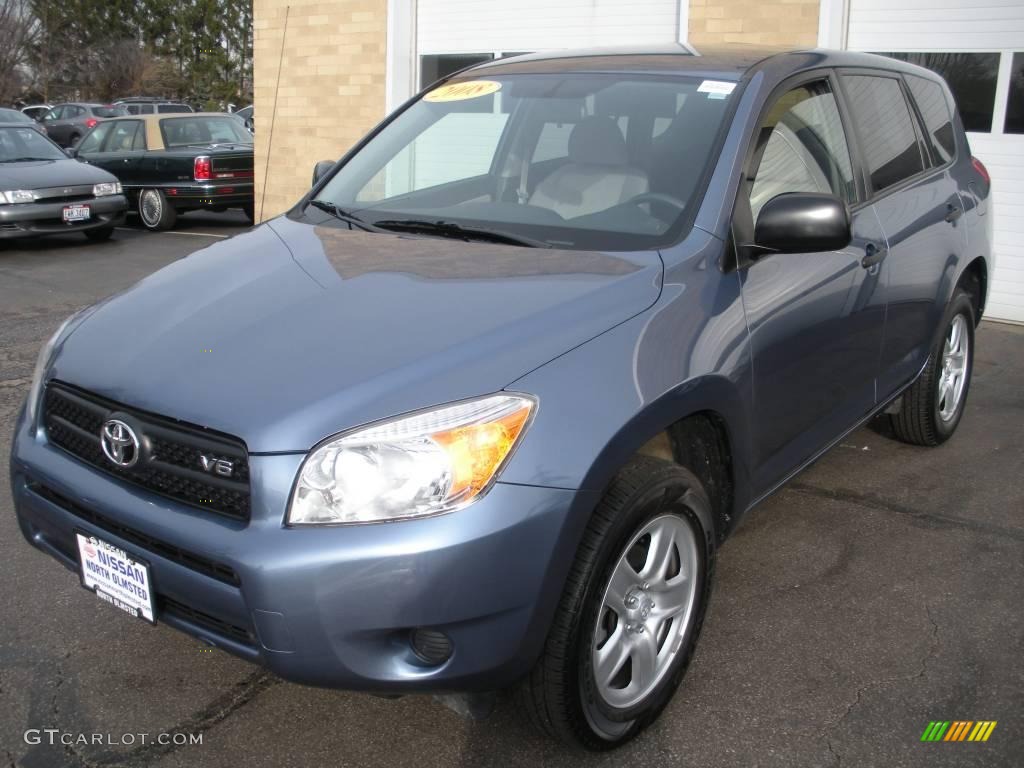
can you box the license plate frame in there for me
[62,204,91,223]
[75,531,156,624]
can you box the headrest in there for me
[568,116,627,166]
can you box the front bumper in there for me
[9,404,589,692]
[0,195,127,238]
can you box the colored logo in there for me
[921,721,997,742]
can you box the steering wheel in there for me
[627,192,687,212]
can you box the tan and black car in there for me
[71,112,254,230]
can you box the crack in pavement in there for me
[822,606,941,765]
[787,483,1024,542]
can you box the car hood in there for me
[51,215,662,452]
[0,158,117,188]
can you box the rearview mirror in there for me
[312,160,334,187]
[753,193,851,254]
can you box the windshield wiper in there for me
[371,218,550,248]
[307,199,378,232]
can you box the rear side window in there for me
[102,121,143,152]
[905,75,956,165]
[842,75,926,193]
[76,122,113,154]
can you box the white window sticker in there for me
[698,80,737,99]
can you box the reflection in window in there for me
[1006,53,1024,134]
[905,75,955,164]
[843,75,925,193]
[876,52,999,133]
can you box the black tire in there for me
[519,456,713,750]
[138,188,177,231]
[243,203,255,223]
[889,288,975,446]
[83,225,113,242]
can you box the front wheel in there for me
[138,188,177,231]
[520,456,712,750]
[889,288,975,446]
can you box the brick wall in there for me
[253,0,388,221]
[688,0,821,48]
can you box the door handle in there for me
[861,242,888,269]
[944,203,963,223]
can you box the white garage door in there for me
[417,0,681,56]
[847,0,1024,322]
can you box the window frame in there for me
[898,72,959,174]
[730,68,866,270]
[834,67,945,207]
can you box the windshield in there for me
[0,108,33,123]
[0,126,65,161]
[160,116,254,147]
[311,73,735,250]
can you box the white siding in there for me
[417,0,681,54]
[847,0,1024,322]
[970,133,1024,323]
[847,0,1024,51]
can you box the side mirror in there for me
[312,160,334,187]
[753,192,851,254]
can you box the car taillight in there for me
[194,156,212,181]
[971,156,990,185]
[85,118,98,129]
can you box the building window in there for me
[1005,53,1024,135]
[876,52,1000,133]
[420,54,494,89]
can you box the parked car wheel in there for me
[83,225,114,242]
[889,288,975,446]
[520,456,712,750]
[138,189,177,231]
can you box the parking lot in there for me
[1,220,1021,768]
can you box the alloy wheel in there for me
[591,513,699,711]
[938,314,969,422]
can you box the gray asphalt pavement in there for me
[1,216,1021,767]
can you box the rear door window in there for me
[76,122,113,154]
[103,121,143,152]
[841,74,927,193]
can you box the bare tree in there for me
[0,0,38,104]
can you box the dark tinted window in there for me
[905,75,956,165]
[843,75,925,193]
[877,52,999,132]
[1006,52,1024,134]
[93,106,128,118]
[157,104,191,113]
[420,54,493,89]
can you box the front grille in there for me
[159,596,255,646]
[29,482,240,586]
[44,381,251,521]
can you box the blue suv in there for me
[9,46,992,749]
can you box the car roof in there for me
[465,44,945,85]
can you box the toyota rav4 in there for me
[9,46,992,749]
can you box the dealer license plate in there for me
[76,532,155,623]
[62,204,90,223]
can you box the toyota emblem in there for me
[100,419,140,468]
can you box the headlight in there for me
[0,190,34,204]
[288,394,536,525]
[92,182,123,197]
[25,307,94,431]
